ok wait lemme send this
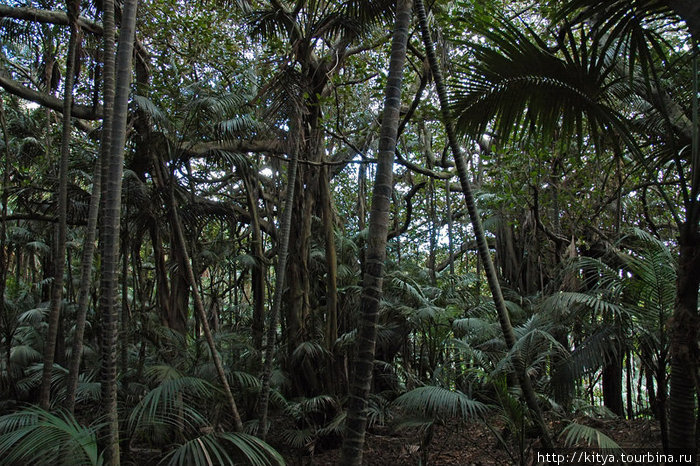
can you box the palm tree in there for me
[99,0,139,462]
[413,0,553,449]
[339,0,412,463]
[64,0,105,414]
[38,0,81,409]
[65,153,101,413]
[449,4,698,449]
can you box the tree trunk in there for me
[668,225,700,451]
[0,92,15,399]
[414,0,553,449]
[243,171,266,362]
[602,354,624,416]
[99,0,138,462]
[65,156,101,413]
[258,139,299,440]
[320,164,338,350]
[339,0,412,463]
[39,0,80,409]
[446,179,454,274]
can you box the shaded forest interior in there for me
[0,0,699,464]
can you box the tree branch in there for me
[0,73,102,120]
[388,181,426,239]
[0,5,151,71]
[0,4,101,34]
[435,238,495,272]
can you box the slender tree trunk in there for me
[120,219,129,376]
[320,164,338,350]
[414,0,553,449]
[99,0,138,462]
[243,172,265,362]
[167,177,244,432]
[423,122,437,283]
[339,1,412,463]
[0,96,15,398]
[38,0,80,409]
[446,179,454,274]
[626,349,634,418]
[65,156,101,413]
[258,140,299,440]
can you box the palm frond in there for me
[281,426,314,450]
[543,291,625,319]
[25,240,51,256]
[0,18,36,45]
[128,375,217,433]
[560,421,622,451]
[316,410,347,437]
[392,386,488,420]
[452,317,499,339]
[161,431,284,466]
[366,393,392,428]
[247,5,297,41]
[340,0,394,34]
[17,306,49,326]
[557,0,680,74]
[569,326,619,378]
[132,94,173,131]
[290,341,331,366]
[451,16,638,153]
[217,115,260,140]
[498,325,569,375]
[228,370,261,390]
[9,345,42,367]
[285,394,339,420]
[190,92,248,122]
[0,406,103,466]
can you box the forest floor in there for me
[273,414,663,465]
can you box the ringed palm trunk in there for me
[413,0,553,449]
[38,0,80,409]
[99,0,138,463]
[65,155,101,413]
[66,0,110,407]
[339,0,412,463]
